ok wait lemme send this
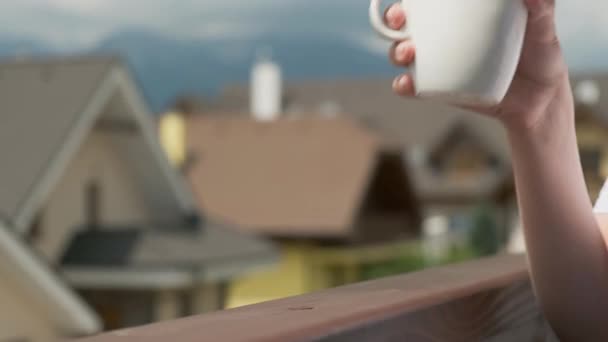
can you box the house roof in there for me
[180,79,512,204]
[185,116,396,238]
[61,222,277,271]
[0,56,116,222]
[0,221,100,336]
[0,55,199,232]
[0,55,277,286]
[209,78,510,163]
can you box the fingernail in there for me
[398,75,408,89]
[396,43,409,62]
[387,5,401,25]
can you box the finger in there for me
[389,40,415,66]
[392,74,415,97]
[524,0,557,43]
[384,3,406,30]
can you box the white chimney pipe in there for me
[250,49,282,121]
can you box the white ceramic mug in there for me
[370,0,528,106]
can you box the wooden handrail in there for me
[75,254,558,342]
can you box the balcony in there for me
[75,254,558,341]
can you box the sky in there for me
[0,0,607,71]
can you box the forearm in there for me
[506,94,608,340]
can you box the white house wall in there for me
[0,271,62,341]
[35,129,154,262]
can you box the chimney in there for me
[250,49,282,121]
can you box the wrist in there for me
[504,104,577,159]
[502,85,576,146]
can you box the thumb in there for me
[524,0,558,43]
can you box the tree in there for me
[469,203,500,256]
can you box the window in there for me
[449,214,473,233]
[85,180,102,227]
[26,211,44,243]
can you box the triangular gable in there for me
[0,58,113,224]
[427,120,502,174]
[0,57,196,233]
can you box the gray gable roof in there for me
[0,56,117,222]
[0,55,278,278]
[61,229,138,267]
[61,222,277,270]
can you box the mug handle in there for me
[369,0,411,41]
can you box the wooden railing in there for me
[75,254,559,342]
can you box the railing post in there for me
[154,290,180,322]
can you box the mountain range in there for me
[0,30,398,113]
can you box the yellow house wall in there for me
[576,124,608,198]
[226,243,327,309]
[226,240,418,309]
[576,123,608,151]
[159,112,186,167]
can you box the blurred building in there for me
[180,116,422,307]
[165,58,517,251]
[508,74,608,254]
[0,56,277,336]
[159,56,519,306]
[0,220,100,341]
[571,75,608,201]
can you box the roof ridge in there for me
[4,57,118,229]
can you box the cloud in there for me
[0,0,607,70]
[43,0,109,13]
[0,0,363,46]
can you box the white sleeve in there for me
[593,180,608,213]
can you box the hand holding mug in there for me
[371,0,570,131]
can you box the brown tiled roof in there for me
[213,78,510,163]
[185,116,389,238]
[187,79,512,204]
